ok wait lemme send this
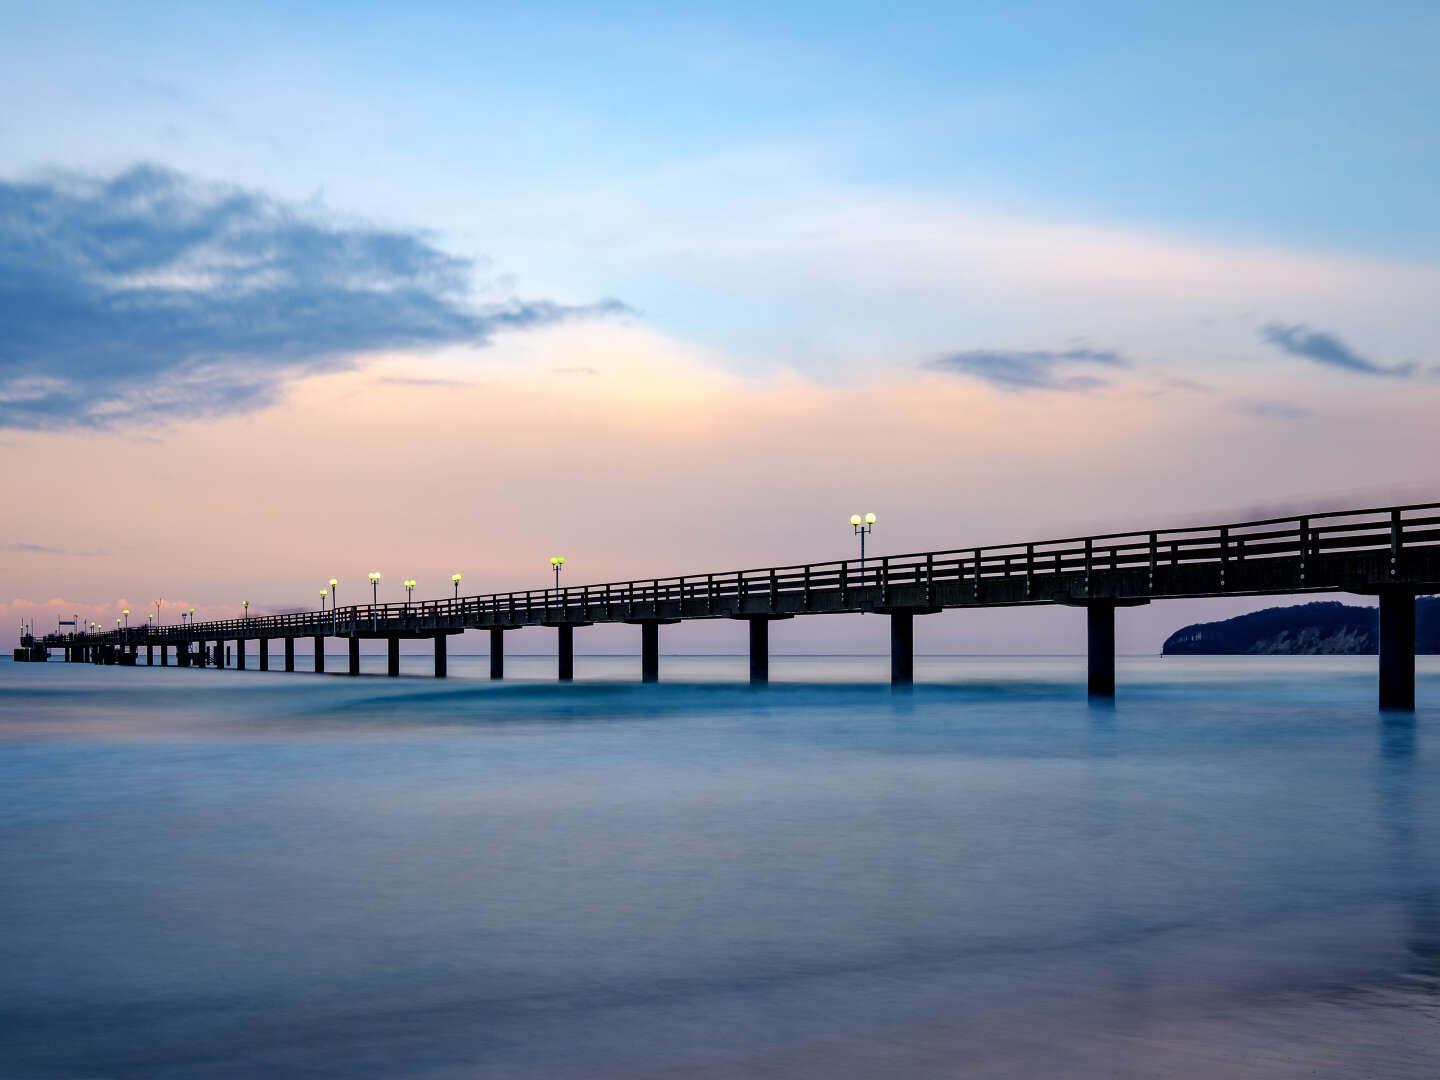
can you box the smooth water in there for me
[2,655,1438,1078]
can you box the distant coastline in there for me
[1162,598,1440,655]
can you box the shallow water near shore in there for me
[2,654,1439,1077]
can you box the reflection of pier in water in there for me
[1380,715,1440,992]
[30,501,1440,706]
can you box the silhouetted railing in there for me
[46,502,1440,646]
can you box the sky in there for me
[2,1,1438,655]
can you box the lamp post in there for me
[188,608,195,627]
[850,513,876,579]
[404,579,417,608]
[154,599,163,625]
[320,590,328,615]
[122,608,130,629]
[243,600,249,621]
[550,556,565,589]
[329,579,339,634]
[368,572,381,631]
[452,573,462,601]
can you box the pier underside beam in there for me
[1379,589,1416,710]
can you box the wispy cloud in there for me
[7,542,105,556]
[921,347,1128,391]
[0,165,631,429]
[1233,398,1313,420]
[373,375,480,388]
[1259,323,1415,377]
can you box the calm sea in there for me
[2,654,1438,1078]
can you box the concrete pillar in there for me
[490,628,505,680]
[313,636,326,673]
[348,636,361,676]
[434,634,447,679]
[641,621,659,683]
[558,625,574,681]
[891,611,914,685]
[749,618,770,685]
[1379,589,1416,710]
[160,644,168,667]
[387,636,400,677]
[216,642,225,668]
[284,637,295,672]
[1087,602,1116,698]
[259,638,269,671]
[236,639,246,671]
[146,644,153,666]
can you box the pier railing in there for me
[46,502,1440,646]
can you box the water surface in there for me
[2,655,1438,1077]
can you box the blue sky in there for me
[2,1,1438,650]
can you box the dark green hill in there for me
[1162,598,1440,655]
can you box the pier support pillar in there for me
[284,637,295,672]
[387,636,400,677]
[236,639,246,671]
[1379,589,1417,710]
[558,625,574,681]
[259,638,269,671]
[146,644,153,666]
[348,636,361,677]
[641,621,660,683]
[160,644,167,667]
[733,614,794,685]
[177,644,188,668]
[434,633,447,678]
[891,611,914,686]
[216,642,225,668]
[1087,602,1116,698]
[749,619,769,684]
[313,636,325,673]
[490,627,506,679]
